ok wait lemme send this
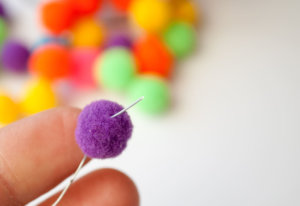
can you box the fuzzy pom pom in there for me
[0,2,7,19]
[70,48,99,89]
[0,93,19,125]
[41,0,75,34]
[133,34,173,78]
[173,0,198,25]
[128,75,170,114]
[1,40,30,72]
[111,0,132,12]
[0,17,6,45]
[130,0,171,33]
[72,18,104,48]
[21,79,57,115]
[105,34,132,49]
[70,0,102,16]
[29,44,71,81]
[94,47,136,90]
[75,100,133,159]
[163,21,196,58]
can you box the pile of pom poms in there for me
[0,0,199,126]
[0,1,30,74]
[0,1,38,126]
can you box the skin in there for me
[0,107,139,206]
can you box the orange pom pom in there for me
[173,0,198,25]
[41,0,74,34]
[70,0,102,16]
[111,0,132,12]
[133,35,173,78]
[29,44,71,81]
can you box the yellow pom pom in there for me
[173,1,198,24]
[0,94,20,125]
[130,0,171,33]
[72,18,104,47]
[21,79,57,115]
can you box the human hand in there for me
[0,107,139,206]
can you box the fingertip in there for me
[0,107,84,205]
[41,169,139,206]
[93,169,140,206]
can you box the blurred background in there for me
[0,0,299,205]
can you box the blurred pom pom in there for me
[133,34,173,78]
[29,44,71,81]
[1,40,30,73]
[0,93,20,125]
[0,1,7,19]
[70,0,103,16]
[72,18,104,47]
[111,0,132,12]
[173,0,198,25]
[21,79,57,115]
[105,34,132,49]
[128,75,170,114]
[163,21,196,58]
[0,17,6,45]
[70,48,99,89]
[94,47,136,90]
[130,0,171,33]
[41,0,75,34]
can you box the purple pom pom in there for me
[75,100,133,159]
[0,2,7,19]
[105,34,132,49]
[1,40,30,72]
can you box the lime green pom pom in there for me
[95,47,136,90]
[128,75,170,114]
[0,18,6,46]
[163,21,196,59]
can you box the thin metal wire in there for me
[52,97,144,206]
[52,155,87,206]
[111,96,144,118]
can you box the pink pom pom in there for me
[70,48,99,89]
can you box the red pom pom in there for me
[70,0,103,16]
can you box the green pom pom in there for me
[128,75,170,114]
[94,47,136,90]
[0,18,6,46]
[163,21,195,59]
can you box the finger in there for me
[40,169,139,206]
[0,107,86,205]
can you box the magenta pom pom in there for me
[75,100,133,159]
[1,40,30,72]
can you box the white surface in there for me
[1,0,300,205]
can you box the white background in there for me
[1,0,300,205]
